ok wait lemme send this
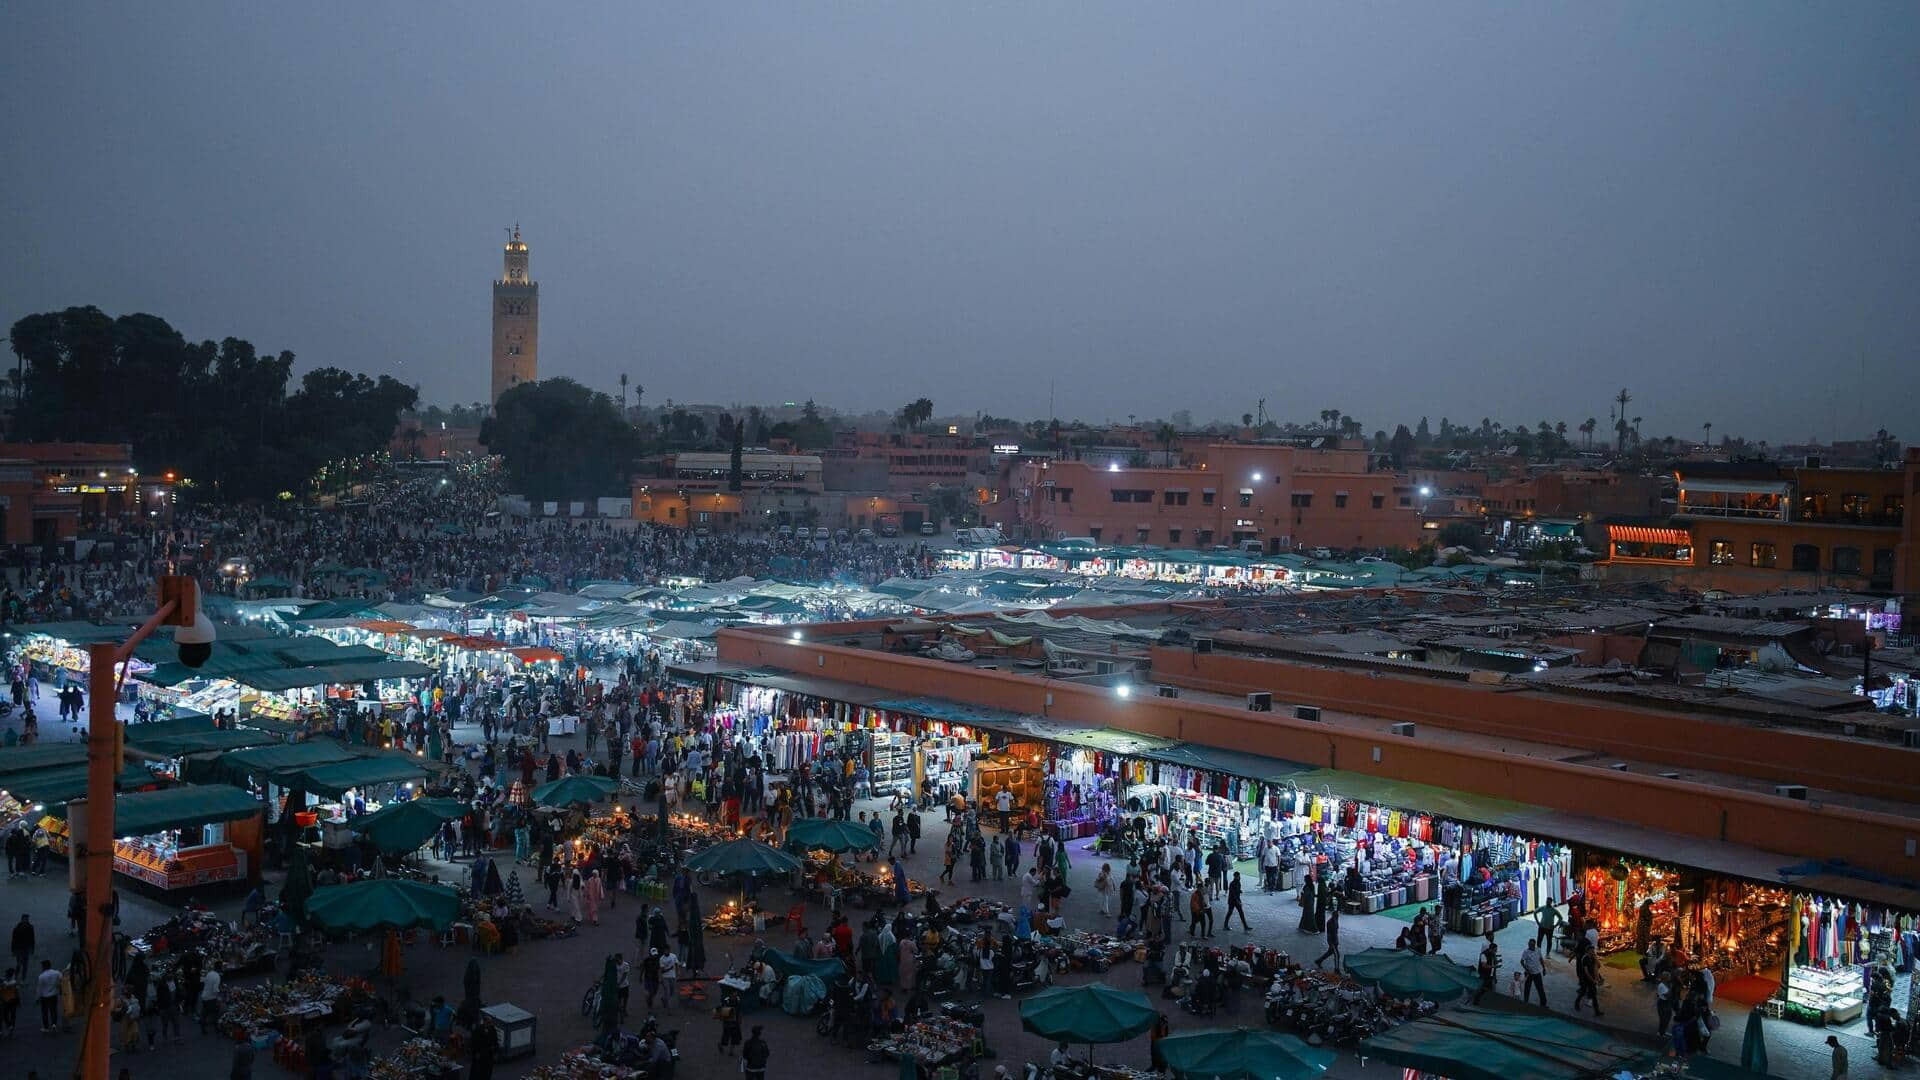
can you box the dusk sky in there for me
[5,4,1916,441]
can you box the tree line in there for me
[7,306,417,501]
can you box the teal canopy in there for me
[528,774,618,808]
[307,878,462,932]
[290,758,428,799]
[1018,983,1157,1044]
[760,947,850,982]
[350,797,465,854]
[685,838,802,876]
[1342,947,1482,1001]
[1156,1028,1334,1080]
[785,817,882,854]
[1358,1007,1646,1080]
[67,784,262,836]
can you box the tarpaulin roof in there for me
[233,659,434,691]
[0,744,87,776]
[509,647,565,664]
[128,729,279,757]
[121,715,215,742]
[0,764,164,804]
[198,741,361,786]
[69,784,264,836]
[15,620,135,644]
[1359,1007,1648,1080]
[288,757,427,798]
[286,600,381,622]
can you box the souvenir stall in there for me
[13,623,156,682]
[913,726,980,804]
[1784,890,1918,1026]
[369,1038,463,1080]
[1579,855,1683,957]
[132,908,283,981]
[1690,878,1791,978]
[1043,747,1122,841]
[1119,780,1272,860]
[217,971,372,1043]
[972,744,1048,819]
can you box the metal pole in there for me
[79,641,119,1079]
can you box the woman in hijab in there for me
[583,869,606,926]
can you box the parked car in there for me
[1310,547,1334,559]
[919,522,937,536]
[835,528,851,543]
[777,525,793,540]
[857,528,876,543]
[879,520,900,537]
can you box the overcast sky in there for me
[5,4,1916,442]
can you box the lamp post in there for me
[77,575,201,1079]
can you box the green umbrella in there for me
[1157,1028,1334,1080]
[307,878,462,932]
[684,837,802,876]
[1019,983,1157,1044]
[785,816,883,854]
[280,844,314,927]
[529,774,618,809]
[1739,1009,1768,1076]
[350,797,466,855]
[516,575,551,590]
[1342,947,1482,1001]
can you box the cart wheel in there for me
[581,987,599,1017]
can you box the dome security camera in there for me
[176,611,217,668]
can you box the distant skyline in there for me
[4,4,1916,443]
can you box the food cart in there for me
[64,784,266,891]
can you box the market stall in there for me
[64,783,265,889]
[972,744,1047,820]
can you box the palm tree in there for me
[1702,421,1712,448]
[1579,417,1597,448]
[1155,422,1178,460]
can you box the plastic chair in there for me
[783,904,807,935]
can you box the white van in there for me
[955,527,1004,547]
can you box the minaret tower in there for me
[490,225,538,404]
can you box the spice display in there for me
[218,971,357,1032]
[369,1037,462,1079]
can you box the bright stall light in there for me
[1115,684,1132,698]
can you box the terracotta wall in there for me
[717,628,1920,880]
[1149,647,1919,803]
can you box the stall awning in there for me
[16,620,134,645]
[355,619,418,634]
[284,758,428,799]
[0,764,165,805]
[67,784,264,836]
[129,729,280,758]
[509,647,566,664]
[1360,1006,1648,1080]
[233,660,434,692]
[0,744,87,777]
[446,635,508,651]
[1606,525,1690,546]
[196,741,362,786]
[121,715,215,742]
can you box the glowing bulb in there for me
[1107,463,1120,472]
[1251,472,1262,482]
[1115,685,1131,699]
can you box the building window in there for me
[1749,542,1776,568]
[667,506,677,520]
[1238,489,1252,508]
[1885,495,1904,523]
[1791,544,1819,571]
[1201,490,1216,506]
[1163,490,1188,506]
[1135,527,1150,543]
[1873,548,1895,583]
[1088,526,1103,542]
[1195,529,1213,546]
[1110,489,1152,503]
[1056,488,1072,504]
[1709,539,1735,565]
[1289,493,1313,508]
[1800,491,1828,519]
[1399,496,1412,508]
[1841,493,1871,521]
[1372,494,1385,510]
[1333,493,1348,509]
[1831,546,1862,575]
[1168,528,1182,544]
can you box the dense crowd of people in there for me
[0,460,937,626]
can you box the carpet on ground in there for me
[1715,975,1783,1008]
[1603,950,1644,970]
[1376,901,1428,922]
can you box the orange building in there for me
[0,442,163,544]
[1015,443,1430,552]
[1603,458,1913,595]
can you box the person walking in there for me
[1471,935,1500,1005]
[658,947,679,1011]
[715,989,743,1055]
[35,960,60,1033]
[1223,872,1249,932]
[742,1025,770,1080]
[1518,939,1546,1005]
[468,1017,499,1080]
[11,916,32,980]
[1313,907,1340,969]
[1534,900,1562,952]
[1827,1034,1848,1078]
[197,964,223,1033]
[1573,942,1603,1016]
[1095,864,1115,916]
